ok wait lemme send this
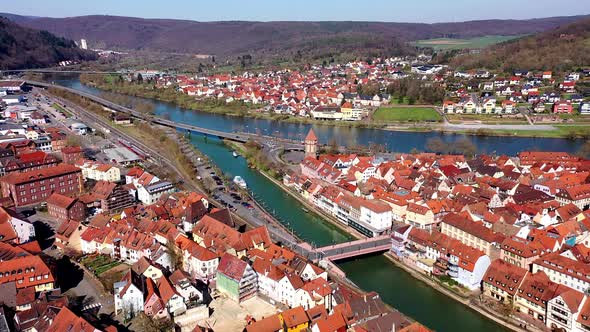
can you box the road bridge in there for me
[26,80,304,151]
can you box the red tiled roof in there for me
[217,253,248,281]
[282,306,309,328]
[0,164,80,185]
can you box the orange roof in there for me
[246,314,283,332]
[46,306,99,332]
[0,164,80,185]
[305,129,317,141]
[282,306,309,328]
[0,255,54,289]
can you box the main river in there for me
[52,77,583,331]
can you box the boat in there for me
[302,207,309,213]
[233,176,247,189]
[232,151,238,158]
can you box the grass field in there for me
[373,107,441,122]
[413,35,523,50]
[80,255,121,275]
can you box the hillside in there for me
[0,17,97,70]
[3,13,588,62]
[447,18,590,72]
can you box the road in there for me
[41,88,319,260]
[27,80,305,152]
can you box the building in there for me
[0,255,54,292]
[114,270,145,319]
[553,101,574,114]
[215,253,257,303]
[305,129,318,158]
[54,219,84,251]
[532,252,590,293]
[0,164,82,206]
[441,214,504,256]
[555,184,590,210]
[482,259,528,304]
[60,146,84,165]
[0,207,35,244]
[76,160,121,182]
[82,181,135,213]
[46,193,86,222]
[137,181,175,205]
[281,306,310,332]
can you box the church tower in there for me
[304,128,318,158]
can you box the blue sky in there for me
[3,0,589,23]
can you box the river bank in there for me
[78,77,590,141]
[225,138,527,332]
[54,77,548,331]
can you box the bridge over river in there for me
[29,80,390,271]
[26,80,305,152]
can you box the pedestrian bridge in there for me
[315,234,391,261]
[26,80,304,151]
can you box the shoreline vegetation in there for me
[76,74,590,140]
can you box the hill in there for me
[3,13,588,62]
[0,17,97,70]
[447,18,590,72]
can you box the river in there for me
[50,76,560,331]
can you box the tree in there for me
[166,236,183,271]
[577,140,590,158]
[425,137,448,154]
[136,73,143,84]
[453,137,477,157]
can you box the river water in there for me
[50,77,569,331]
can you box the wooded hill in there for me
[446,18,590,72]
[0,17,97,70]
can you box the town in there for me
[108,57,590,127]
[0,2,589,332]
[0,81,430,331]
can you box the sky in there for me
[3,0,589,23]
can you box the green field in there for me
[373,107,442,122]
[413,35,523,50]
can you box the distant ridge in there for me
[2,13,587,60]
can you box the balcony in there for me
[448,270,458,278]
[448,264,459,272]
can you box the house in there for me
[482,259,528,304]
[156,276,187,316]
[60,146,84,165]
[76,160,121,182]
[137,181,175,205]
[555,183,590,210]
[0,255,54,294]
[215,253,257,303]
[246,314,283,332]
[546,289,586,332]
[82,181,135,213]
[513,271,567,324]
[0,207,35,244]
[405,203,435,231]
[169,269,202,303]
[281,306,310,332]
[114,270,145,318]
[500,237,546,269]
[54,219,84,251]
[553,101,574,114]
[441,213,504,256]
[0,164,83,206]
[532,252,590,292]
[46,193,86,222]
[580,102,590,115]
[131,257,164,281]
